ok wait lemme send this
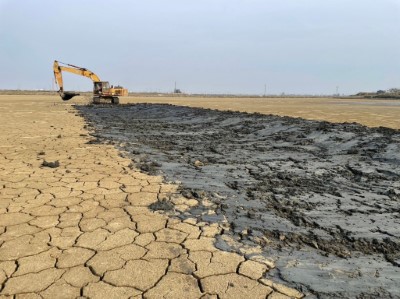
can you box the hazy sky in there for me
[1,0,399,95]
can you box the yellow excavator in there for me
[53,60,128,104]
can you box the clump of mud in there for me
[41,160,60,168]
[77,103,400,299]
[149,199,174,212]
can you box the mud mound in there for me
[77,103,400,298]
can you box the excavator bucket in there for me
[60,92,80,101]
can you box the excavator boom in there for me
[53,60,102,101]
[53,61,101,88]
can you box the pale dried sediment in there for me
[0,95,303,298]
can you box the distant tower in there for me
[174,81,181,94]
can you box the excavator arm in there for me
[53,60,101,101]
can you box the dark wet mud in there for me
[77,103,400,298]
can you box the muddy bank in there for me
[77,103,400,298]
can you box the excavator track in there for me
[92,97,120,105]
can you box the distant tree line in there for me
[356,88,400,99]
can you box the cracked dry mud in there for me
[76,103,400,299]
[0,96,301,299]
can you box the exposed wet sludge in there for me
[77,103,400,298]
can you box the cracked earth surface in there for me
[0,95,303,298]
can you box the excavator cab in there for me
[93,81,110,95]
[93,81,120,104]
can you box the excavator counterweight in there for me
[53,60,128,104]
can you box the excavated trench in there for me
[77,103,400,299]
